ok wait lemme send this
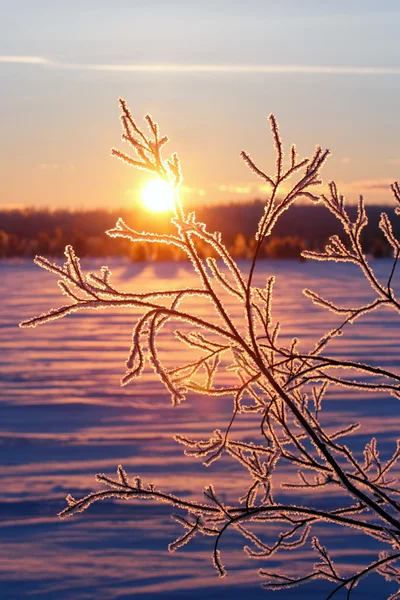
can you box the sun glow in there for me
[141,179,175,212]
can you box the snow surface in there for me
[1,258,400,599]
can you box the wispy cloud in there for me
[0,56,50,65]
[181,186,206,197]
[85,65,400,75]
[2,56,400,75]
[351,179,394,191]
[333,179,395,195]
[218,184,252,194]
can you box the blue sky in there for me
[1,0,400,208]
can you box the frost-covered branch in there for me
[20,100,400,599]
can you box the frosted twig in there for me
[20,100,400,599]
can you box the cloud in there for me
[0,56,50,65]
[330,179,395,197]
[38,163,60,170]
[2,56,400,76]
[350,179,394,191]
[84,65,400,75]
[181,186,206,197]
[218,184,252,194]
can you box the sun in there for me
[141,179,175,212]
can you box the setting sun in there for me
[141,179,175,212]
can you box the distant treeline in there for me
[0,201,397,260]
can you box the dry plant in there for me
[20,99,400,599]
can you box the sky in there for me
[1,0,400,210]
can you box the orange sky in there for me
[1,1,400,209]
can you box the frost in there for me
[20,99,400,599]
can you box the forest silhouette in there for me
[1,202,396,259]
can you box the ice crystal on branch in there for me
[19,99,400,599]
